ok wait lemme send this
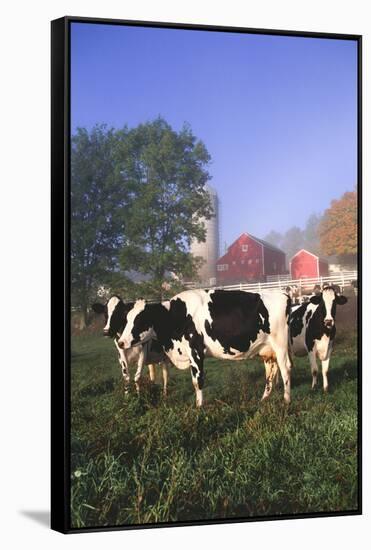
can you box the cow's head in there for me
[91,295,127,338]
[117,300,156,349]
[118,300,172,349]
[309,286,347,328]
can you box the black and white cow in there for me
[264,286,347,395]
[92,296,169,395]
[117,289,292,407]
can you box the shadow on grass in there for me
[326,360,358,388]
[79,377,116,397]
[290,358,357,394]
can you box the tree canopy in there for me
[319,190,357,263]
[117,118,213,298]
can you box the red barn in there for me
[290,249,329,279]
[216,233,286,284]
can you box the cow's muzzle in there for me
[324,319,334,329]
[118,339,129,349]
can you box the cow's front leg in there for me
[121,359,130,394]
[308,350,318,390]
[134,348,146,395]
[114,340,130,394]
[261,358,278,400]
[321,341,333,393]
[321,357,330,392]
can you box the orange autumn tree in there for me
[319,190,357,265]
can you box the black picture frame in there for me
[51,15,362,534]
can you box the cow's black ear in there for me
[92,303,105,314]
[309,295,321,305]
[336,295,348,305]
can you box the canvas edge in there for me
[50,15,362,534]
[51,16,71,534]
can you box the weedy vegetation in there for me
[71,328,358,528]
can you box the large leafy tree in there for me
[319,190,357,264]
[71,125,129,324]
[71,119,213,319]
[117,118,213,298]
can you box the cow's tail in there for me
[284,293,294,368]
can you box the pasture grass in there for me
[70,329,359,528]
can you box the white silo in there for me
[190,183,220,285]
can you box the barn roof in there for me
[243,233,285,254]
[217,232,286,262]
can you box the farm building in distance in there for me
[216,232,286,284]
[190,183,220,285]
[290,249,329,279]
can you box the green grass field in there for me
[70,328,358,529]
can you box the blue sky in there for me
[71,22,358,247]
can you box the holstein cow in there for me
[264,286,347,395]
[92,296,169,395]
[117,289,292,407]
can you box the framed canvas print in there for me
[51,16,362,533]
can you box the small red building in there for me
[290,249,329,279]
[216,233,286,284]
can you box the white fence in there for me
[185,271,357,295]
[266,274,291,283]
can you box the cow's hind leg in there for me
[147,363,156,383]
[308,351,318,390]
[162,363,169,397]
[261,358,278,400]
[187,337,204,407]
[190,364,204,407]
[274,348,292,404]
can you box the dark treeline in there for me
[264,213,322,262]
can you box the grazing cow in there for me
[264,286,347,395]
[117,289,292,407]
[92,296,169,395]
[285,285,300,304]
